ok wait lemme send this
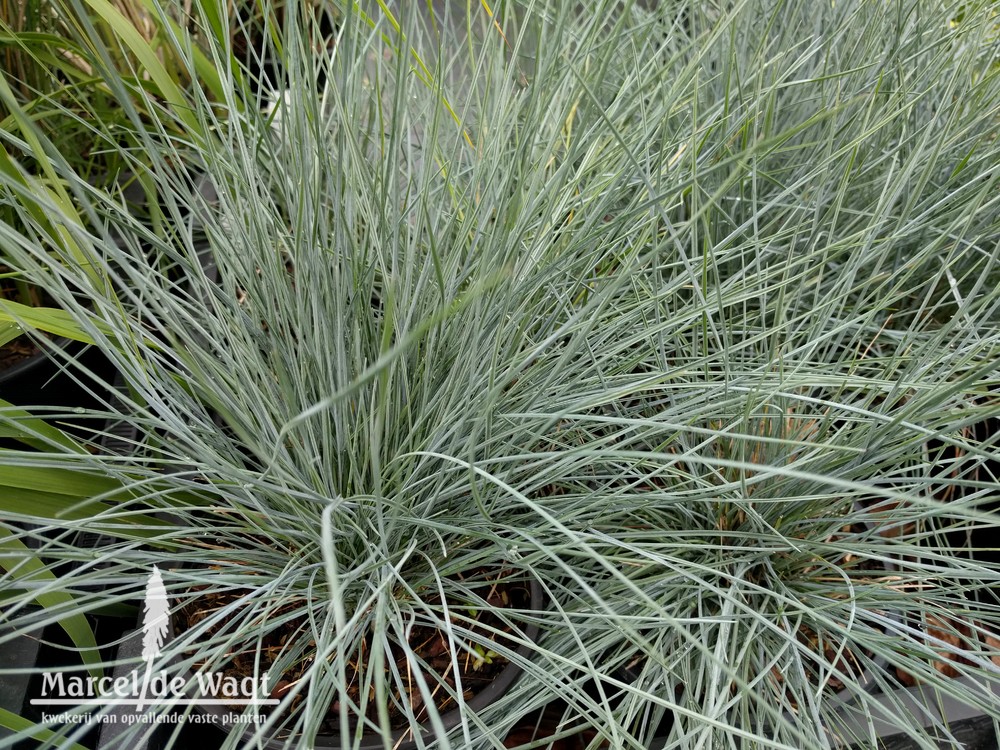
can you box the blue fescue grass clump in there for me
[1,1,999,748]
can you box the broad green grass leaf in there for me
[0,708,91,750]
[0,301,113,345]
[0,80,100,286]
[0,398,87,453]
[0,462,170,533]
[0,531,101,675]
[78,0,199,136]
[0,321,21,348]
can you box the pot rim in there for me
[170,569,544,750]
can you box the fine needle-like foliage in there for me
[1,1,999,749]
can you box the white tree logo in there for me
[136,565,169,710]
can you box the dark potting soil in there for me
[175,566,531,734]
[0,269,47,373]
[0,337,41,372]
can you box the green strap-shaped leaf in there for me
[0,398,87,453]
[0,321,22,348]
[0,300,134,346]
[0,707,92,750]
[0,78,103,289]
[0,464,169,535]
[78,0,199,137]
[0,464,126,499]
[0,300,97,344]
[0,452,214,534]
[143,0,233,107]
[0,531,101,676]
[0,708,87,750]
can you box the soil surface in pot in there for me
[176,566,532,733]
[894,613,1000,686]
[0,268,49,373]
[0,336,41,372]
[769,522,891,703]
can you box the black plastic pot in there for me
[0,337,117,437]
[826,673,1000,749]
[163,575,544,750]
[824,551,1000,749]
[95,625,161,750]
[2,611,137,750]
[843,416,999,750]
[1,169,217,422]
[646,678,1000,750]
[644,590,1000,747]
[641,502,976,750]
[0,627,43,747]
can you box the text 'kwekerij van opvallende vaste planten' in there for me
[1,1,999,749]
